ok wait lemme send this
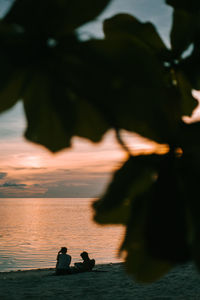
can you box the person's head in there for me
[60,247,67,254]
[80,251,89,260]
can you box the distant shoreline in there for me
[1,262,200,299]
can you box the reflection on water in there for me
[0,198,124,272]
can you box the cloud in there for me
[11,167,47,171]
[43,177,108,198]
[0,182,47,197]
[0,166,111,197]
[0,172,7,179]
[0,182,27,188]
[0,172,109,197]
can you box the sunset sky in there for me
[0,0,198,198]
[0,101,168,198]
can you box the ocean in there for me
[0,198,124,272]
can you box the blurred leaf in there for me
[94,150,200,281]
[180,121,199,141]
[166,0,200,11]
[70,37,183,145]
[75,17,195,144]
[0,19,110,151]
[23,70,71,152]
[121,193,173,282]
[145,154,190,263]
[103,13,169,60]
[180,45,200,90]
[4,0,111,37]
[170,10,195,57]
[0,69,25,113]
[124,247,172,283]
[178,122,200,154]
[59,0,111,34]
[0,22,27,112]
[170,151,200,270]
[73,98,108,143]
[93,155,159,224]
[1,8,196,151]
[22,60,109,152]
[175,70,198,116]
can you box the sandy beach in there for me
[1,262,200,299]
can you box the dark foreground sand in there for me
[1,263,200,299]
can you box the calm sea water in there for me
[0,198,124,272]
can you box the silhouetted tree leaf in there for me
[82,38,196,144]
[166,148,200,271]
[103,15,195,140]
[0,16,110,151]
[170,10,195,57]
[93,155,158,224]
[23,70,71,152]
[121,192,173,282]
[94,148,200,281]
[0,64,25,113]
[4,0,111,37]
[94,153,178,282]
[102,14,197,121]
[73,98,108,143]
[145,154,190,263]
[93,154,174,282]
[73,38,183,145]
[176,122,200,270]
[22,62,109,152]
[178,121,200,154]
[166,0,200,11]
[180,45,200,89]
[167,0,200,58]
[103,13,170,60]
[0,22,26,112]
[175,70,197,115]
[1,5,197,151]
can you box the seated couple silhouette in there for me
[56,247,95,275]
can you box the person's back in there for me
[82,258,95,271]
[56,247,71,275]
[74,251,95,272]
[57,253,71,269]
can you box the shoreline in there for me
[1,262,200,299]
[0,262,120,275]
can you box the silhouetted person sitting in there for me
[74,251,95,272]
[56,247,71,275]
